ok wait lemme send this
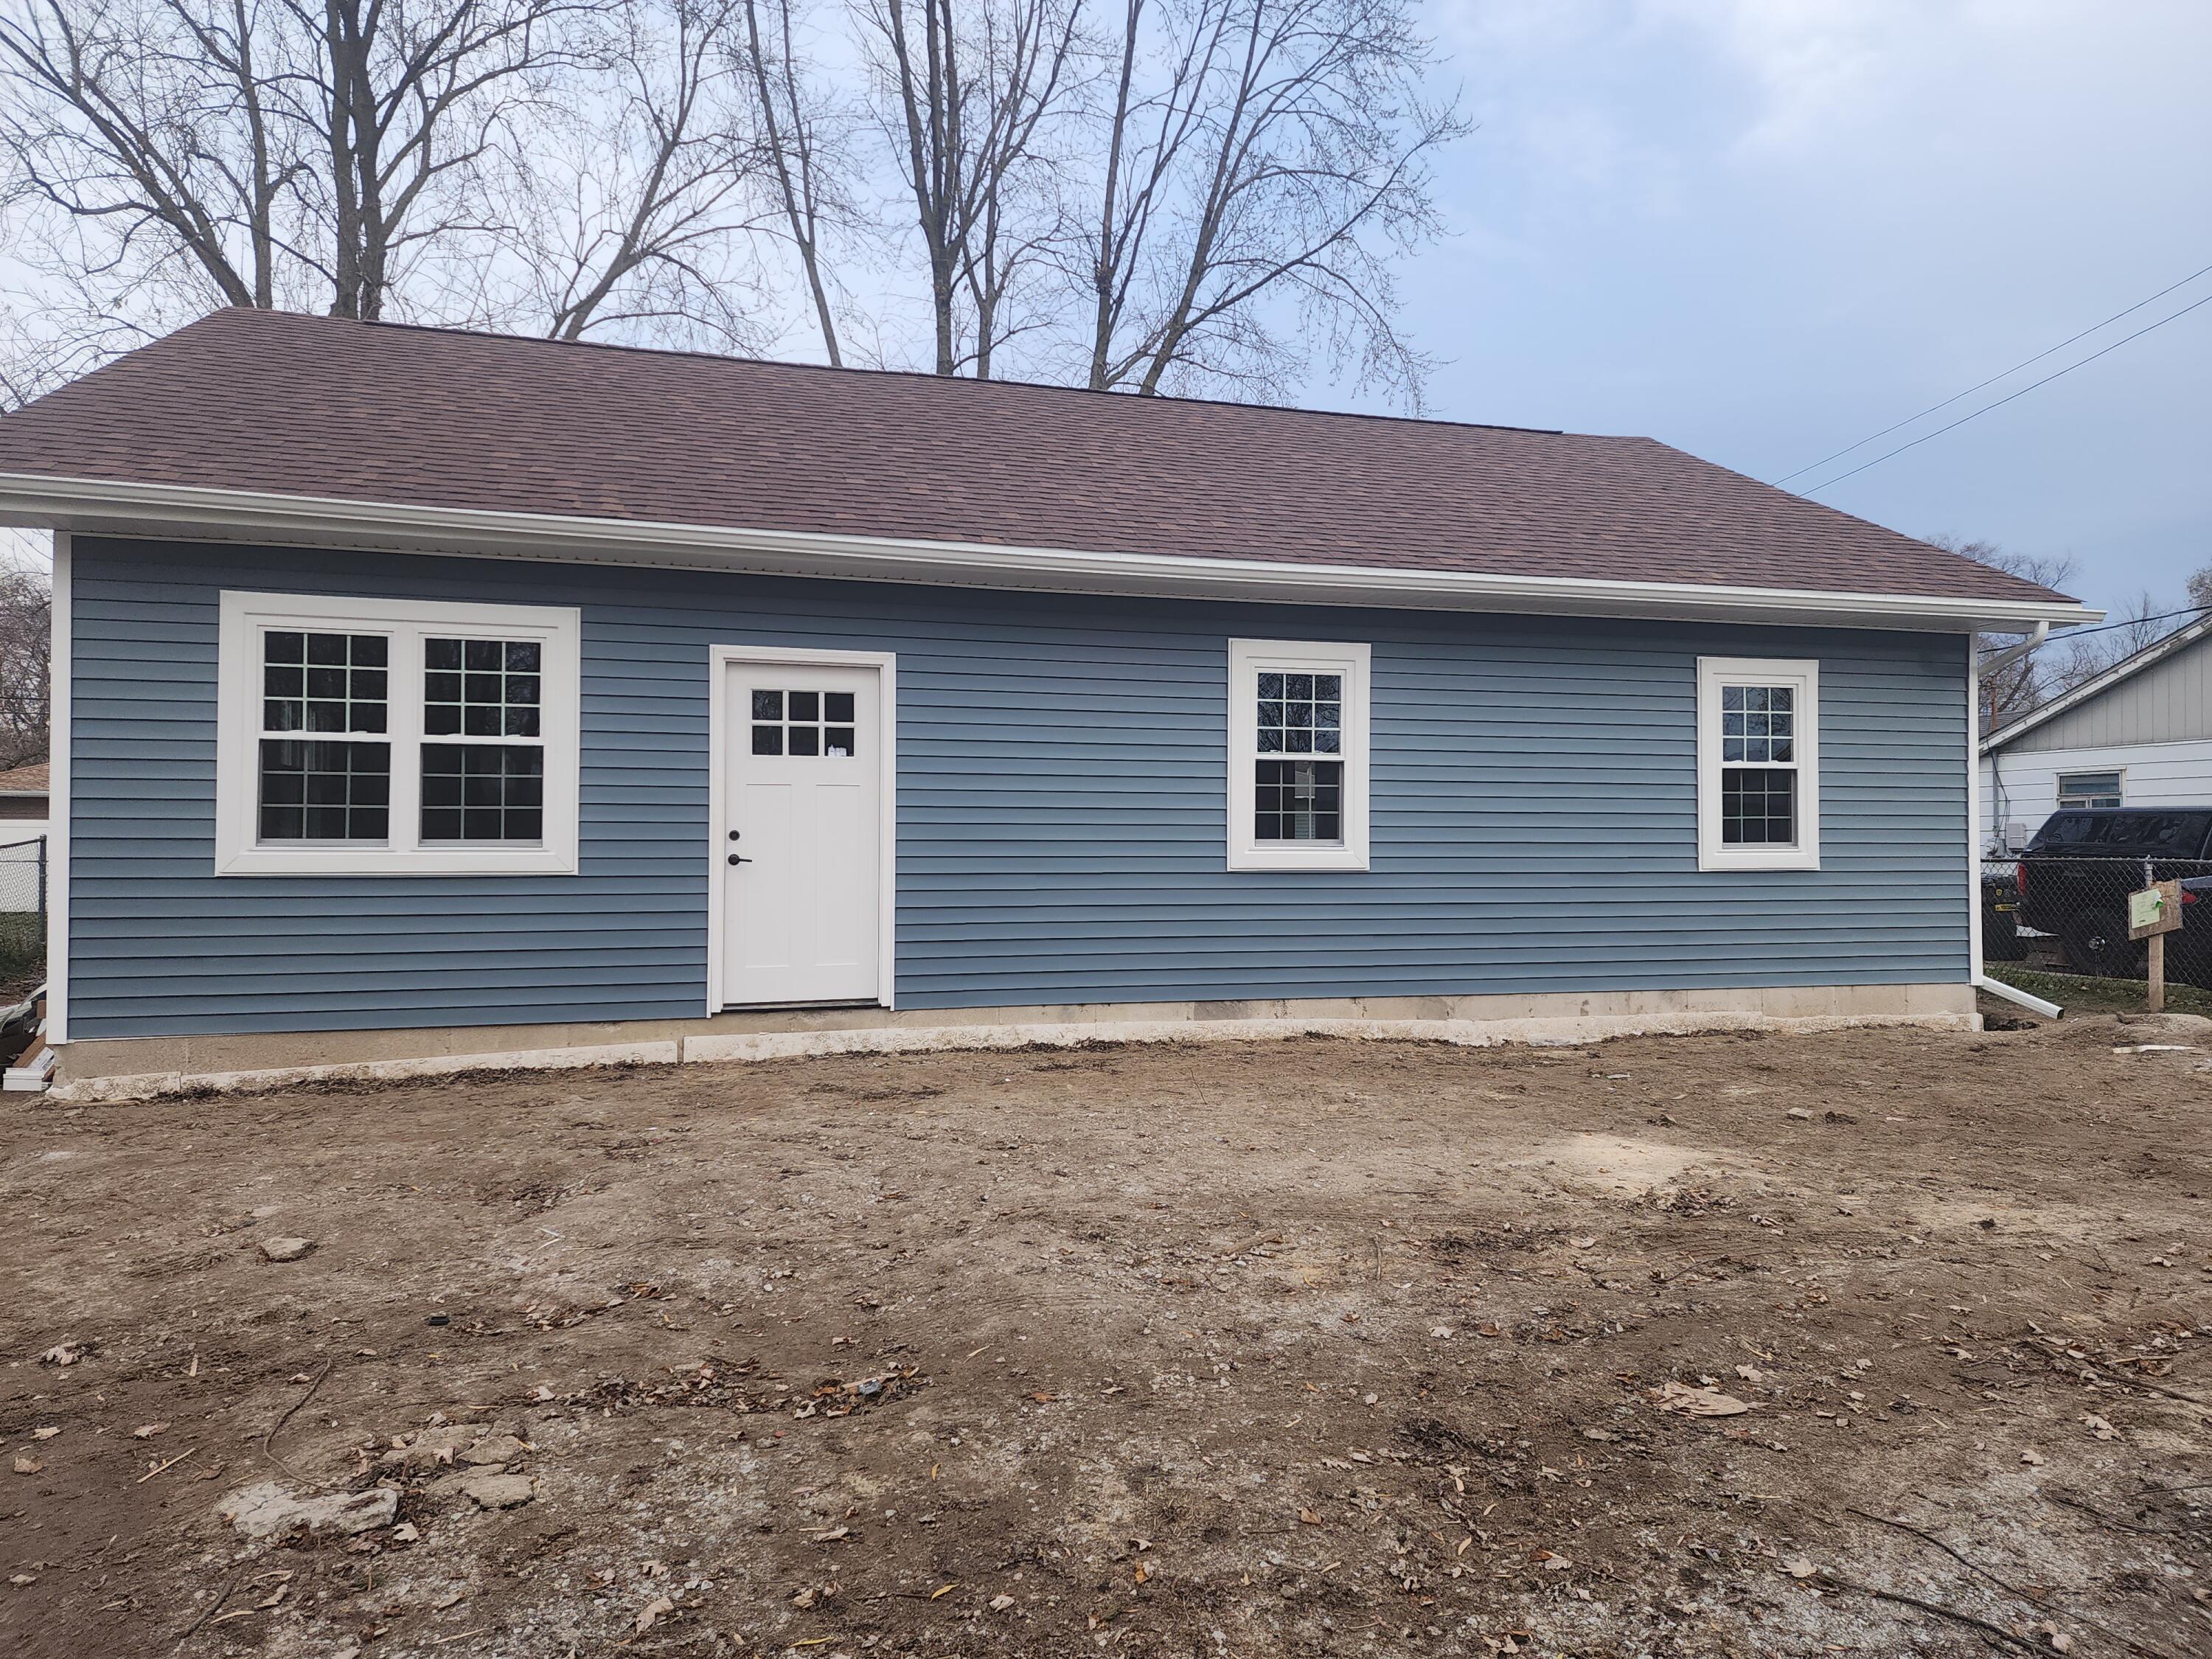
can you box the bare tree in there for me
[288,0,590,322]
[741,0,850,363]
[495,0,776,347]
[0,0,312,317]
[0,563,49,772]
[857,0,1083,377]
[1073,0,1463,403]
[1941,536,2079,733]
[2187,563,2212,613]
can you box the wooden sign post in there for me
[2128,879,2184,1012]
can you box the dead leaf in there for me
[10,1455,41,1475]
[2020,1447,2044,1467]
[1298,1508,1323,1526]
[37,1343,83,1368]
[1734,1364,1763,1383]
[1654,1381,1752,1417]
[634,1595,674,1634]
[989,1593,1015,1612]
[2081,1413,2118,1441]
[30,1427,58,1441]
[1133,1562,1150,1585]
[131,1423,167,1439]
[810,1526,851,1543]
[1783,1556,1818,1579]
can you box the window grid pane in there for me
[262,630,387,735]
[1255,759,1343,843]
[258,739,390,842]
[1719,682,1795,765]
[421,744,545,843]
[1720,767,1795,846]
[1255,672,1342,757]
[426,637,542,739]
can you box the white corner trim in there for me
[46,529,69,1046]
[214,590,580,876]
[1697,655,1821,873]
[1225,639,1371,872]
[1965,633,1983,998]
[0,471,2102,632]
[706,644,897,1015]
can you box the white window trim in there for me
[1697,655,1820,872]
[1226,638,1371,872]
[215,590,582,875]
[2055,768,2124,809]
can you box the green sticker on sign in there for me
[2129,886,2166,933]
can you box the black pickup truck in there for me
[2014,807,2212,981]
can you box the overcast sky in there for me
[1377,0,2211,616]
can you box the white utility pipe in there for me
[1972,973,2062,1019]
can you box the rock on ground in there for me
[218,1482,397,1540]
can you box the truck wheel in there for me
[2059,908,2139,978]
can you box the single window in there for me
[1227,640,1370,871]
[2056,771,2122,810]
[218,592,580,875]
[1697,657,1819,872]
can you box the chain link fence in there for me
[1983,852,2212,990]
[0,834,44,982]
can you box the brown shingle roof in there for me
[0,308,2070,605]
[0,762,48,795]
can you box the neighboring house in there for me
[0,310,2089,1096]
[0,761,48,843]
[1980,613,2212,852]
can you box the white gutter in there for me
[0,471,2104,633]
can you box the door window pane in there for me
[752,686,858,759]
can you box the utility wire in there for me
[1775,260,2212,486]
[1978,604,2207,651]
[1795,288,2212,495]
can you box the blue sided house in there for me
[0,310,2090,1096]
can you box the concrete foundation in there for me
[44,981,1980,1101]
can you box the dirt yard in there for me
[4,1015,2208,1658]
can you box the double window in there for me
[1697,656,1819,872]
[2056,771,2122,810]
[1226,639,1370,871]
[217,592,580,874]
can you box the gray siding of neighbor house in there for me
[2003,633,2212,754]
[66,536,1972,1039]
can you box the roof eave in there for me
[0,472,2101,633]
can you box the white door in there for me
[722,661,883,1006]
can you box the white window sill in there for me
[1228,844,1370,873]
[217,844,579,877]
[1697,845,1819,873]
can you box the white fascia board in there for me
[0,471,2104,633]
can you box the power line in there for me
[1979,605,2208,655]
[1774,259,2212,487]
[1796,288,2212,495]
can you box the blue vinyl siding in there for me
[65,538,1971,1037]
